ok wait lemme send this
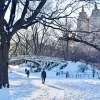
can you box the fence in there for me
[69,74,99,79]
[56,72,100,79]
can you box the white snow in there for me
[5,1,9,5]
[0,61,100,100]
[4,25,8,32]
[9,27,13,32]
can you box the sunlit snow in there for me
[0,61,100,100]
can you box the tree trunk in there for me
[0,32,10,89]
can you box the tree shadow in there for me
[0,88,11,100]
[47,85,64,90]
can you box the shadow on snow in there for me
[47,85,64,90]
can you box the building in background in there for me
[77,3,100,36]
[77,3,100,46]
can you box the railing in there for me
[9,55,65,63]
[69,74,99,79]
[56,72,100,79]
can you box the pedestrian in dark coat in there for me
[66,71,69,78]
[27,70,30,78]
[41,69,46,84]
[25,68,27,74]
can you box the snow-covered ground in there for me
[0,61,100,100]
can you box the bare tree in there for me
[30,23,50,55]
[0,0,47,88]
[0,0,97,89]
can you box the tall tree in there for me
[0,0,47,89]
[0,0,97,89]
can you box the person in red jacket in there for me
[41,69,46,84]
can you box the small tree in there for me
[78,64,88,73]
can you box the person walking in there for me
[25,68,27,74]
[66,71,69,78]
[27,70,30,78]
[41,69,46,84]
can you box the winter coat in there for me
[41,71,46,78]
[27,70,30,75]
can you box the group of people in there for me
[25,68,70,84]
[25,68,47,84]
[56,71,70,78]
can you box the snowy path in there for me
[8,71,100,100]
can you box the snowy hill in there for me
[1,61,100,100]
[9,61,100,79]
[46,61,100,79]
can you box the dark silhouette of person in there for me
[41,69,46,84]
[56,72,59,76]
[27,70,30,78]
[25,68,27,74]
[66,71,70,78]
[92,69,95,79]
